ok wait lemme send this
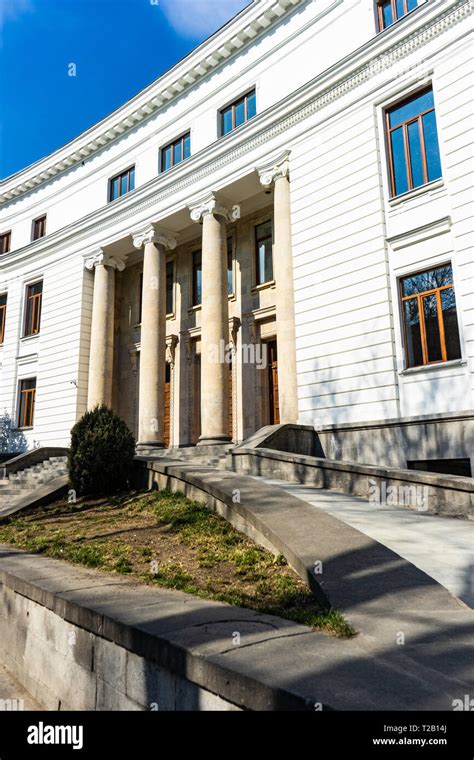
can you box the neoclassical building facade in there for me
[0,0,473,470]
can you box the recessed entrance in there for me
[266,339,280,425]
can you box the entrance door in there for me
[267,340,280,425]
[164,363,171,448]
[228,361,233,440]
[193,353,201,444]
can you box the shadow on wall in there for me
[0,413,28,458]
[303,338,472,470]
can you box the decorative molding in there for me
[256,149,291,187]
[166,334,179,367]
[84,250,126,272]
[188,192,241,223]
[0,0,304,204]
[132,224,177,250]
[387,216,452,251]
[229,316,241,349]
[0,0,470,269]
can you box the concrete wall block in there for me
[125,650,176,711]
[94,636,127,691]
[96,677,144,711]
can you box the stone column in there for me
[258,151,298,424]
[132,225,177,449]
[85,251,124,409]
[189,193,240,445]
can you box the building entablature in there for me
[0,0,470,274]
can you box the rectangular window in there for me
[0,231,11,255]
[386,87,442,197]
[227,237,233,295]
[166,260,174,315]
[32,216,46,241]
[24,281,43,337]
[400,264,461,368]
[255,221,273,285]
[0,293,7,344]
[192,250,202,307]
[377,0,419,31]
[161,133,191,172]
[17,378,36,428]
[138,264,174,319]
[220,90,256,137]
[109,166,135,202]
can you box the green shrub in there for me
[68,405,135,496]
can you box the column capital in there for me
[188,192,240,224]
[256,149,291,188]
[84,250,126,272]
[132,224,177,251]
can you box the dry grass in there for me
[0,489,356,638]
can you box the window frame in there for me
[23,280,43,338]
[376,0,419,31]
[254,219,274,287]
[227,234,235,299]
[219,89,256,137]
[108,165,135,203]
[191,249,202,308]
[399,264,461,369]
[166,257,175,317]
[385,85,441,198]
[0,293,7,344]
[160,132,191,173]
[17,377,37,429]
[32,215,47,241]
[0,231,11,255]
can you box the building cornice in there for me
[0,0,304,203]
[0,0,470,274]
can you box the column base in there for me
[197,435,231,446]
[136,442,165,451]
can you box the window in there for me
[161,133,191,172]
[227,237,234,295]
[166,260,174,315]
[138,263,174,321]
[192,250,202,306]
[24,281,43,337]
[109,166,135,202]
[400,264,461,368]
[0,294,6,344]
[377,0,419,31]
[32,216,46,241]
[17,378,36,428]
[220,90,256,136]
[255,221,273,285]
[386,87,442,197]
[0,231,11,255]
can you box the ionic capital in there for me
[188,192,240,224]
[256,149,291,188]
[132,224,177,251]
[84,250,126,272]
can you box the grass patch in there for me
[0,490,355,638]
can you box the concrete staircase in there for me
[137,444,234,470]
[0,456,68,515]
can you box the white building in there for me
[0,0,472,473]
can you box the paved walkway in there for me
[0,664,39,710]
[255,476,474,608]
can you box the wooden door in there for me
[267,340,280,425]
[164,363,171,448]
[228,361,233,440]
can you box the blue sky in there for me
[0,0,251,179]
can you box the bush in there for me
[68,406,136,496]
